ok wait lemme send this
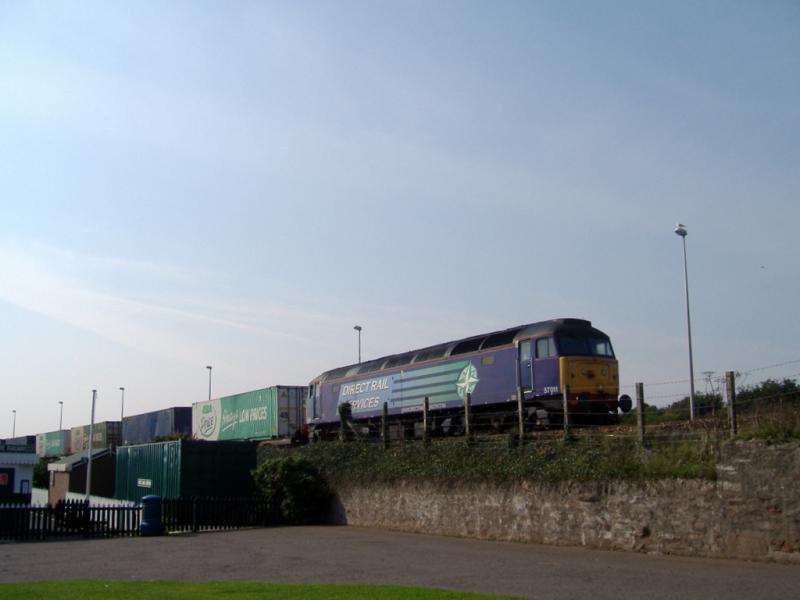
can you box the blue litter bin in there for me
[140,495,163,536]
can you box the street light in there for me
[87,390,96,500]
[206,366,213,401]
[675,223,696,421]
[119,387,125,422]
[58,401,63,430]
[353,325,362,364]
[12,409,16,438]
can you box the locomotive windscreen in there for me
[556,336,614,357]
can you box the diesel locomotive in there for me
[306,318,630,438]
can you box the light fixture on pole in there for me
[353,325,362,364]
[58,401,64,430]
[12,409,16,438]
[674,223,696,421]
[86,389,96,500]
[206,365,213,401]
[119,387,125,423]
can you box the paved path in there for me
[2,526,798,599]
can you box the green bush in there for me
[253,455,331,525]
[33,458,51,488]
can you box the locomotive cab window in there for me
[593,339,614,357]
[520,341,531,362]
[536,337,555,358]
[557,336,615,357]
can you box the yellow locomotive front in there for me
[556,334,624,422]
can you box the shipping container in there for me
[114,439,258,502]
[192,385,306,441]
[2,435,36,451]
[35,430,71,457]
[122,407,191,445]
[70,421,122,452]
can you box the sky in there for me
[1,1,799,437]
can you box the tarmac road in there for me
[2,526,798,600]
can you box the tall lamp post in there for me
[86,389,97,500]
[353,325,362,364]
[206,365,213,401]
[58,401,63,430]
[675,223,696,421]
[12,409,16,438]
[119,387,125,423]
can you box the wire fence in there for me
[328,370,799,450]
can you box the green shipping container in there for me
[114,439,258,502]
[36,430,71,457]
[192,385,306,441]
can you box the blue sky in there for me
[2,1,799,435]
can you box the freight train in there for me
[24,318,628,454]
[306,318,631,439]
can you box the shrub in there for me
[253,455,331,525]
[33,459,50,488]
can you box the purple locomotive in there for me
[306,318,630,439]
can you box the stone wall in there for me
[330,441,800,563]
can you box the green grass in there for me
[0,581,519,600]
[738,409,800,444]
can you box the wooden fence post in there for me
[636,382,645,445]
[423,397,431,447]
[562,385,571,440]
[517,386,525,442]
[382,402,389,449]
[726,371,737,438]
[338,403,354,442]
[464,392,472,443]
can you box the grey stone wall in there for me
[330,440,800,563]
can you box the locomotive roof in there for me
[316,318,610,383]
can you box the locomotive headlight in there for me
[601,367,608,376]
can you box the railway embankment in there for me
[322,440,799,563]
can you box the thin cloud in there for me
[0,240,331,360]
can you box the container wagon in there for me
[70,421,121,452]
[122,407,192,445]
[192,385,306,442]
[35,430,72,457]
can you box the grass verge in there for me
[0,581,520,600]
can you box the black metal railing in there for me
[161,496,275,533]
[1,496,275,541]
[0,499,140,542]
